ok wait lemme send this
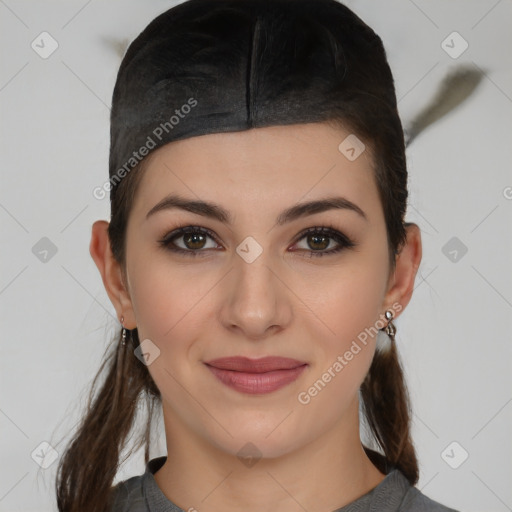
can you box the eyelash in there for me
[158,224,356,258]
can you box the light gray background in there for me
[1,1,511,511]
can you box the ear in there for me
[89,220,137,329]
[382,223,422,318]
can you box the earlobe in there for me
[383,223,422,316]
[89,220,137,329]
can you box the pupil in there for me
[310,234,328,250]
[185,233,205,249]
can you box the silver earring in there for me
[121,315,127,346]
[376,309,396,354]
[384,309,396,339]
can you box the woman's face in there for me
[123,122,398,459]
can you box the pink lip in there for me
[204,356,308,394]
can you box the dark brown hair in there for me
[56,1,418,510]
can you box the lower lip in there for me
[205,364,308,394]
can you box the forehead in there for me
[130,122,380,224]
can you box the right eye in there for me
[158,225,221,257]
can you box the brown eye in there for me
[159,226,220,256]
[182,231,207,250]
[158,224,356,258]
[292,226,356,258]
[306,233,331,251]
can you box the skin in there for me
[90,122,422,512]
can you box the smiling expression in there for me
[120,121,396,458]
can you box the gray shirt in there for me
[110,456,460,512]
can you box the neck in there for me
[153,398,386,512]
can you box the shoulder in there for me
[399,485,461,512]
[107,456,168,512]
[373,467,460,512]
[109,474,147,512]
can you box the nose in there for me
[219,249,293,341]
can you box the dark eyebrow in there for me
[145,193,367,224]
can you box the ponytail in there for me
[361,338,419,485]
[55,329,160,512]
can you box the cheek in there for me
[126,258,217,405]
[297,252,388,341]
[126,248,218,349]
[293,272,385,425]
[293,252,389,389]
[331,269,386,345]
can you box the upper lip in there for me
[204,356,307,373]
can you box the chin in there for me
[205,414,312,461]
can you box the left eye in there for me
[158,225,356,258]
[291,226,356,257]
